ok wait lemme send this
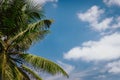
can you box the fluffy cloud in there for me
[57,61,75,73]
[96,75,106,78]
[78,6,111,31]
[64,32,120,61]
[77,5,120,32]
[106,60,120,74]
[33,0,58,5]
[103,0,120,6]
[78,6,104,23]
[91,18,113,31]
[112,17,120,29]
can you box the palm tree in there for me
[0,0,68,80]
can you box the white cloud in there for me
[106,60,120,74]
[112,17,120,29]
[77,5,120,32]
[94,75,106,79]
[57,61,75,73]
[44,75,62,80]
[77,6,112,31]
[78,6,104,23]
[64,32,120,61]
[103,0,120,6]
[91,18,113,31]
[33,0,58,5]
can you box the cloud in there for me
[57,61,75,73]
[91,18,113,31]
[77,5,111,31]
[64,32,120,61]
[106,60,120,74]
[112,17,120,29]
[103,0,120,6]
[33,0,58,5]
[78,6,104,23]
[77,5,120,32]
[96,75,106,78]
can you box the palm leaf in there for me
[25,0,44,20]
[8,19,53,43]
[19,53,69,78]
[21,65,42,80]
[16,66,30,80]
[0,53,19,80]
[7,19,53,52]
[0,38,6,52]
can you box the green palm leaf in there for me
[21,65,42,80]
[19,53,69,78]
[0,39,5,52]
[0,53,28,80]
[8,19,53,43]
[7,19,53,52]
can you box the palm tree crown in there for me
[0,0,68,80]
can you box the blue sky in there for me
[29,0,120,80]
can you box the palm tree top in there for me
[0,0,69,80]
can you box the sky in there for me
[29,0,120,80]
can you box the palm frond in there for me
[0,38,6,52]
[9,19,53,42]
[19,53,69,78]
[0,53,30,80]
[9,59,31,80]
[0,53,18,80]
[16,66,30,80]
[7,19,53,51]
[25,0,44,20]
[0,0,45,37]
[0,0,26,34]
[22,65,42,80]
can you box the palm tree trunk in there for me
[0,53,7,80]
